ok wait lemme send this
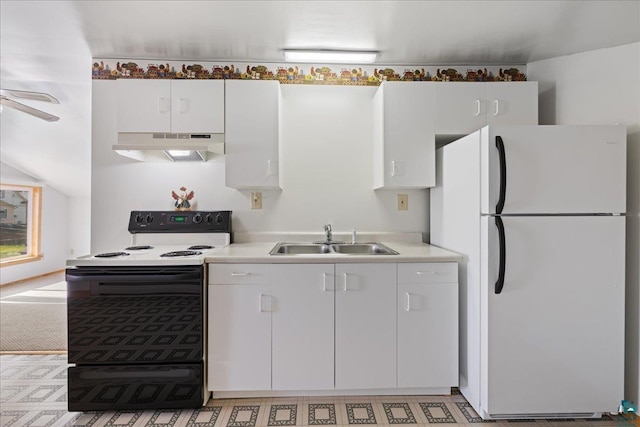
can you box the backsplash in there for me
[92,59,527,84]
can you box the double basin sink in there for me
[269,242,399,256]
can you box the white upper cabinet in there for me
[435,82,538,135]
[117,80,171,132]
[435,83,487,135]
[225,79,281,189]
[485,82,538,126]
[170,80,225,133]
[373,81,436,189]
[116,79,224,133]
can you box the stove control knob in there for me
[193,213,203,224]
[205,214,214,224]
[215,214,224,224]
[135,213,144,224]
[146,214,154,223]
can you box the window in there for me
[0,184,42,266]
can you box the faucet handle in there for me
[324,224,332,232]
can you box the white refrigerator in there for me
[430,125,626,419]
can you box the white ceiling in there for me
[1,0,639,198]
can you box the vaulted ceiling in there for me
[1,0,639,197]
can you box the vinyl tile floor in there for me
[0,355,634,427]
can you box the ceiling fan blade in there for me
[0,96,60,122]
[0,89,60,104]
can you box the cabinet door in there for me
[435,84,486,135]
[397,282,458,388]
[225,80,280,189]
[208,284,271,391]
[377,82,436,188]
[485,82,538,126]
[117,80,171,132]
[335,263,396,389]
[271,264,334,390]
[170,80,224,133]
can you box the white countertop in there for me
[205,241,463,264]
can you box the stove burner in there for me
[160,250,203,258]
[95,252,130,258]
[125,245,154,250]
[188,245,213,250]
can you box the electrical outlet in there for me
[251,192,262,209]
[397,194,408,211]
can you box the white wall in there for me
[0,162,70,284]
[68,196,91,257]
[91,82,428,253]
[528,41,640,406]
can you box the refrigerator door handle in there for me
[495,135,507,214]
[495,216,506,294]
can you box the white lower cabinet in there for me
[208,264,271,391]
[335,263,397,389]
[271,264,334,390]
[397,263,458,388]
[208,261,457,393]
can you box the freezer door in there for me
[481,125,626,214]
[480,216,625,417]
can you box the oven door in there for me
[66,266,204,365]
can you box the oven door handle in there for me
[66,272,202,282]
[91,283,201,296]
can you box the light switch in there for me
[251,192,262,209]
[397,194,408,211]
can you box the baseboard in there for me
[211,387,452,399]
[0,350,67,355]
[0,269,65,287]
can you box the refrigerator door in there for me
[480,215,625,417]
[480,125,626,214]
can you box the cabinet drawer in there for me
[398,263,457,284]
[209,264,270,285]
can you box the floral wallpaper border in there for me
[92,59,527,85]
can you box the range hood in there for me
[113,133,224,161]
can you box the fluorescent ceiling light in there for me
[164,150,205,161]
[283,50,378,64]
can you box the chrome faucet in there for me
[324,224,333,244]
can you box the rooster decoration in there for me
[172,186,195,211]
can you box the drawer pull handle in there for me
[343,273,349,291]
[231,272,250,276]
[416,271,437,275]
[405,292,412,311]
[475,99,481,116]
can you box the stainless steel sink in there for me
[270,244,333,255]
[332,243,399,255]
[269,242,398,256]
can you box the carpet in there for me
[0,282,67,352]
